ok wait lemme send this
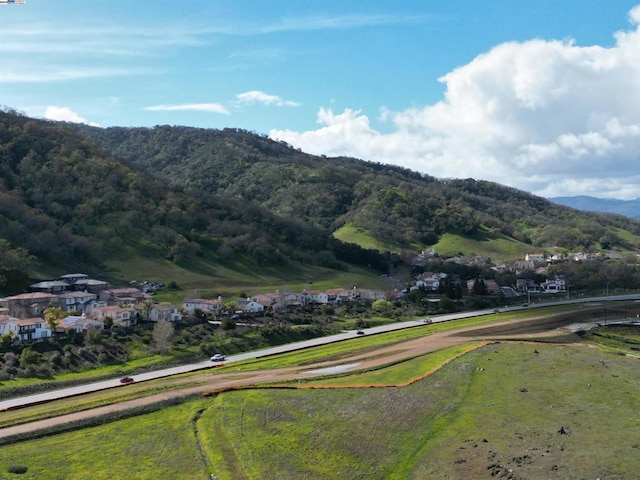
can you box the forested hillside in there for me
[72,121,640,254]
[2,108,640,294]
[0,110,386,292]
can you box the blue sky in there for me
[1,1,640,199]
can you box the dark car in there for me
[120,376,134,384]
[356,330,365,335]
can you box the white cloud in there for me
[144,103,230,115]
[236,90,300,107]
[270,6,640,200]
[43,106,100,127]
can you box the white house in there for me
[148,303,182,322]
[90,306,137,327]
[542,276,567,294]
[58,315,105,333]
[0,315,51,342]
[182,298,223,316]
[236,300,264,313]
[301,290,329,305]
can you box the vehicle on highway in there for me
[120,376,134,384]
[356,330,365,335]
[423,318,433,324]
[210,354,226,362]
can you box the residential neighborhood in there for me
[0,249,612,345]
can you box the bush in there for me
[7,464,28,474]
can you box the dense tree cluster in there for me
[71,120,640,256]
[0,110,388,284]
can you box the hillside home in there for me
[148,303,182,322]
[0,292,59,318]
[99,287,148,306]
[0,315,51,342]
[58,315,104,334]
[29,274,109,295]
[525,253,547,266]
[301,290,329,305]
[542,276,567,294]
[182,298,223,316]
[29,280,70,294]
[90,306,137,327]
[72,278,109,294]
[514,260,534,273]
[57,291,97,314]
[358,289,387,302]
[466,279,501,295]
[236,300,264,313]
[252,292,287,310]
[325,288,349,304]
[415,273,441,291]
[516,279,540,292]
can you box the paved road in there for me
[1,293,638,411]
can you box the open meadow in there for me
[0,335,638,479]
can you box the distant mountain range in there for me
[550,196,640,219]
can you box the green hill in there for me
[0,110,386,293]
[2,108,640,294]
[71,120,640,258]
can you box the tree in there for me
[372,299,392,312]
[1,330,15,348]
[19,347,40,367]
[220,317,236,331]
[44,306,65,331]
[151,320,174,354]
[472,278,488,296]
[84,327,103,346]
[139,300,153,322]
[103,316,114,329]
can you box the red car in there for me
[120,376,134,384]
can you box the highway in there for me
[1,293,638,411]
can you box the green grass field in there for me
[201,343,640,480]
[2,341,639,479]
[431,227,529,260]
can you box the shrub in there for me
[7,464,28,474]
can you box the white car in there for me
[210,354,226,362]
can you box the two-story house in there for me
[148,303,182,322]
[301,290,329,305]
[57,291,98,314]
[182,298,223,316]
[0,315,51,342]
[90,305,137,327]
[0,292,59,318]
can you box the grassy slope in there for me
[332,222,410,251]
[1,343,639,479]
[200,343,640,480]
[100,249,386,302]
[431,226,531,259]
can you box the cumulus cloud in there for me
[144,103,229,114]
[270,6,640,199]
[236,90,300,107]
[44,106,100,127]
